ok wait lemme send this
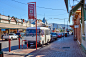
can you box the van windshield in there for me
[26,29,40,36]
[9,34,14,35]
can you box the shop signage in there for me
[1,29,6,31]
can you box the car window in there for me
[51,33,57,35]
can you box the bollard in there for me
[9,36,11,52]
[22,40,28,49]
[27,41,28,49]
[19,38,20,49]
[18,35,21,49]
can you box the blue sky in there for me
[0,0,80,25]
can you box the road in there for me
[0,36,86,57]
[0,38,25,52]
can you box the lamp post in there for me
[67,20,69,30]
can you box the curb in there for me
[4,52,28,56]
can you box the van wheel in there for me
[55,38,57,40]
[47,40,49,45]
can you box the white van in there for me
[24,27,51,47]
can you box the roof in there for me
[42,17,47,24]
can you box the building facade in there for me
[0,14,30,39]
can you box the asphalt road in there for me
[0,37,62,52]
[0,38,25,51]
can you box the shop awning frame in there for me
[64,0,69,13]
[69,0,82,22]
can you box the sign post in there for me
[28,2,37,50]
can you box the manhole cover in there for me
[62,47,70,48]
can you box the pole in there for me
[82,0,85,35]
[36,19,37,50]
[19,36,20,49]
[35,2,37,50]
[67,20,68,29]
[64,19,65,32]
[64,19,65,39]
[9,36,11,52]
[28,2,37,50]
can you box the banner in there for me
[28,4,35,19]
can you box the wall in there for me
[81,21,86,50]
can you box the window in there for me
[9,34,13,35]
[40,30,44,35]
[26,29,40,36]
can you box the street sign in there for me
[28,4,35,19]
[28,2,37,50]
[74,25,79,28]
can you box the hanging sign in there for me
[28,4,35,19]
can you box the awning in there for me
[0,23,27,29]
[69,0,82,22]
[64,0,69,13]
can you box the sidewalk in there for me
[31,35,86,57]
[3,35,86,57]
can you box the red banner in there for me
[28,4,35,19]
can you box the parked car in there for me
[57,33,62,38]
[65,33,67,37]
[16,32,25,38]
[61,33,64,37]
[51,32,58,40]
[3,33,18,40]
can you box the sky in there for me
[0,0,80,25]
